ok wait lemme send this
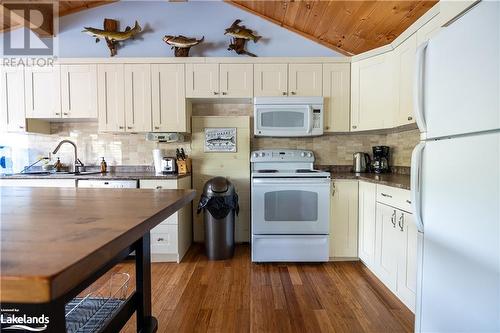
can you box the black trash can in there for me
[197,177,239,260]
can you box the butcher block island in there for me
[0,187,195,333]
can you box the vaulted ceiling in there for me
[1,0,437,55]
[227,0,437,55]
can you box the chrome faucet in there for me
[52,140,84,173]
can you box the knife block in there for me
[176,158,191,175]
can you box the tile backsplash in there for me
[0,103,419,173]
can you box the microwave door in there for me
[255,105,310,136]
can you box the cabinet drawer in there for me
[151,224,178,254]
[376,185,411,212]
[139,179,178,189]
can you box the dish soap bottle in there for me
[54,157,62,172]
[100,157,107,173]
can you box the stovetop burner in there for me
[257,169,278,173]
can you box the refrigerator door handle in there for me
[414,41,428,133]
[411,142,425,233]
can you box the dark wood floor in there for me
[117,244,414,333]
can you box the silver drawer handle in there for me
[156,186,162,189]
[381,193,393,198]
[391,210,397,228]
[406,199,411,204]
[398,214,404,232]
[157,238,164,242]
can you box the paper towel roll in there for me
[152,149,163,175]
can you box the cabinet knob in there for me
[213,92,219,95]
[55,112,60,116]
[282,92,287,96]
[127,126,133,130]
[325,126,330,130]
[352,125,357,129]
[119,126,124,129]
[157,237,164,242]
[63,112,69,116]
[154,126,160,130]
[19,125,24,129]
[408,116,413,121]
[290,91,296,95]
[156,186,162,189]
[222,92,227,95]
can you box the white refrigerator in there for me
[411,1,500,332]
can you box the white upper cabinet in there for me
[393,34,417,127]
[329,180,359,259]
[219,64,253,98]
[254,63,288,97]
[151,64,188,132]
[288,63,322,96]
[25,65,60,118]
[124,64,152,132]
[185,63,219,98]
[1,66,26,132]
[97,64,125,132]
[323,63,351,132]
[351,52,395,131]
[60,65,97,119]
[358,181,377,268]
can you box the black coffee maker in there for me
[372,146,390,173]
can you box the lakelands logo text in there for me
[0,313,49,331]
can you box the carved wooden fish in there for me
[82,21,142,43]
[224,19,261,43]
[163,35,204,49]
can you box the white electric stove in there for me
[250,149,331,262]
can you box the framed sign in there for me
[204,128,237,152]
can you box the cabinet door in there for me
[351,52,395,131]
[219,64,253,98]
[288,64,322,96]
[185,63,219,98]
[97,64,125,132]
[329,180,359,259]
[393,34,417,127]
[60,65,97,119]
[254,63,288,97]
[1,66,26,132]
[358,181,377,267]
[396,212,418,312]
[323,63,351,132]
[124,64,152,132]
[25,65,60,118]
[374,203,399,290]
[151,64,188,132]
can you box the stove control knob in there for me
[260,152,266,157]
[300,152,307,157]
[253,152,259,158]
[307,152,313,158]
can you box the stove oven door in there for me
[251,177,330,234]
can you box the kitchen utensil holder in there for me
[65,272,130,333]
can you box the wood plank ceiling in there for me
[1,0,436,55]
[227,0,437,55]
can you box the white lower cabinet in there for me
[0,179,76,187]
[329,180,358,259]
[139,177,192,263]
[396,211,418,311]
[358,181,377,267]
[357,183,418,312]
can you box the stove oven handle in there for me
[253,178,331,185]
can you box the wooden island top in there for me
[0,186,195,304]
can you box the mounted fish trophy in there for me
[224,19,261,57]
[162,35,204,57]
[82,19,142,57]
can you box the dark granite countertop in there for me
[0,171,190,180]
[330,172,410,190]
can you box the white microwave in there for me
[254,97,324,137]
